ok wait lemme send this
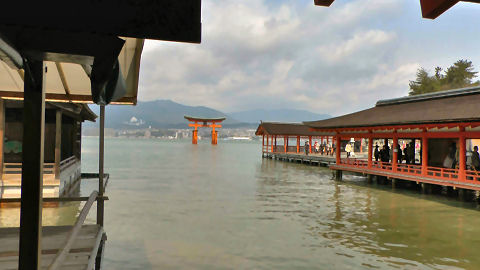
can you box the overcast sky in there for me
[138,0,480,116]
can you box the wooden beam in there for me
[0,90,137,104]
[55,62,72,102]
[54,110,62,180]
[314,0,335,6]
[19,59,46,270]
[420,0,459,19]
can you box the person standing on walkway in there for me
[374,144,380,161]
[472,146,480,171]
[345,143,352,158]
[305,141,309,156]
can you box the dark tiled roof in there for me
[304,87,480,130]
[255,122,333,136]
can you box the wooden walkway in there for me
[0,225,104,270]
[263,152,336,166]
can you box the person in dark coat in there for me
[472,146,480,171]
[381,144,390,162]
[404,144,410,164]
[397,144,403,163]
[305,141,309,156]
[374,144,380,161]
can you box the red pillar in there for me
[459,131,466,181]
[192,129,198,144]
[392,135,398,171]
[368,135,373,168]
[421,133,428,176]
[285,136,289,152]
[296,136,300,153]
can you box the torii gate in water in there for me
[184,116,226,145]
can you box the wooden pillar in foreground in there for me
[368,135,373,168]
[19,60,46,270]
[54,110,62,179]
[0,99,4,176]
[97,105,105,227]
[421,133,428,176]
[286,136,289,152]
[459,130,466,181]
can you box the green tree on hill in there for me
[409,59,480,96]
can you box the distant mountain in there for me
[228,109,331,124]
[86,100,249,129]
[85,100,330,129]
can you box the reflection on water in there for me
[4,138,479,269]
[257,159,480,269]
[0,202,80,227]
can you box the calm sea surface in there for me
[2,137,480,269]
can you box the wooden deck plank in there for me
[0,225,101,270]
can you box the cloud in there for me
[137,0,480,116]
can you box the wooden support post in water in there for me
[0,99,4,176]
[19,60,46,270]
[97,105,105,227]
[54,110,62,180]
[335,170,342,181]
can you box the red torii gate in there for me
[314,0,478,19]
[184,116,226,145]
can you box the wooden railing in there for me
[372,160,393,171]
[396,163,422,175]
[48,191,99,270]
[426,167,459,180]
[3,162,55,174]
[340,158,368,167]
[60,155,77,170]
[466,170,480,182]
[337,158,480,185]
